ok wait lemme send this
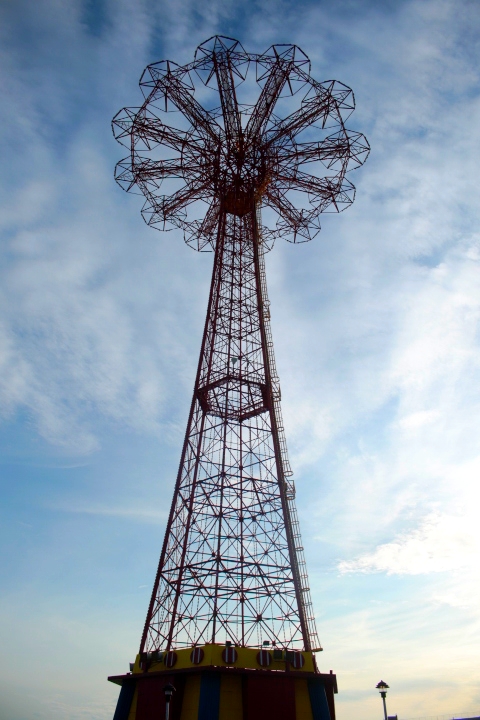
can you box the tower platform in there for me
[109,644,337,720]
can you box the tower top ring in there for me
[112,35,369,251]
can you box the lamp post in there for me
[376,680,389,720]
[163,683,176,720]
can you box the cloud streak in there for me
[338,512,479,575]
[50,501,167,523]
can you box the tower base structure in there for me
[109,645,337,720]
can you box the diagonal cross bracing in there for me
[141,211,313,651]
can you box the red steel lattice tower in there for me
[112,34,368,666]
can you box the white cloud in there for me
[397,410,440,430]
[338,512,479,575]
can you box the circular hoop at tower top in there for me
[112,35,369,252]
[195,36,249,87]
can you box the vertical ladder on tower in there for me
[256,205,322,652]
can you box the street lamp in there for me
[376,680,389,720]
[163,683,176,720]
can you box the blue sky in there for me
[1,0,479,718]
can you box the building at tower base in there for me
[109,644,337,720]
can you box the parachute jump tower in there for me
[109,35,368,720]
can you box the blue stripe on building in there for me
[198,673,221,720]
[308,680,331,720]
[113,682,136,720]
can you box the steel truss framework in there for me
[113,36,368,654]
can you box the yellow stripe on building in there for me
[127,686,138,720]
[180,674,201,720]
[219,674,243,720]
[295,678,314,720]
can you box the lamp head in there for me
[376,680,389,695]
[164,683,176,701]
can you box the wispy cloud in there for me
[50,501,167,523]
[338,512,479,575]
